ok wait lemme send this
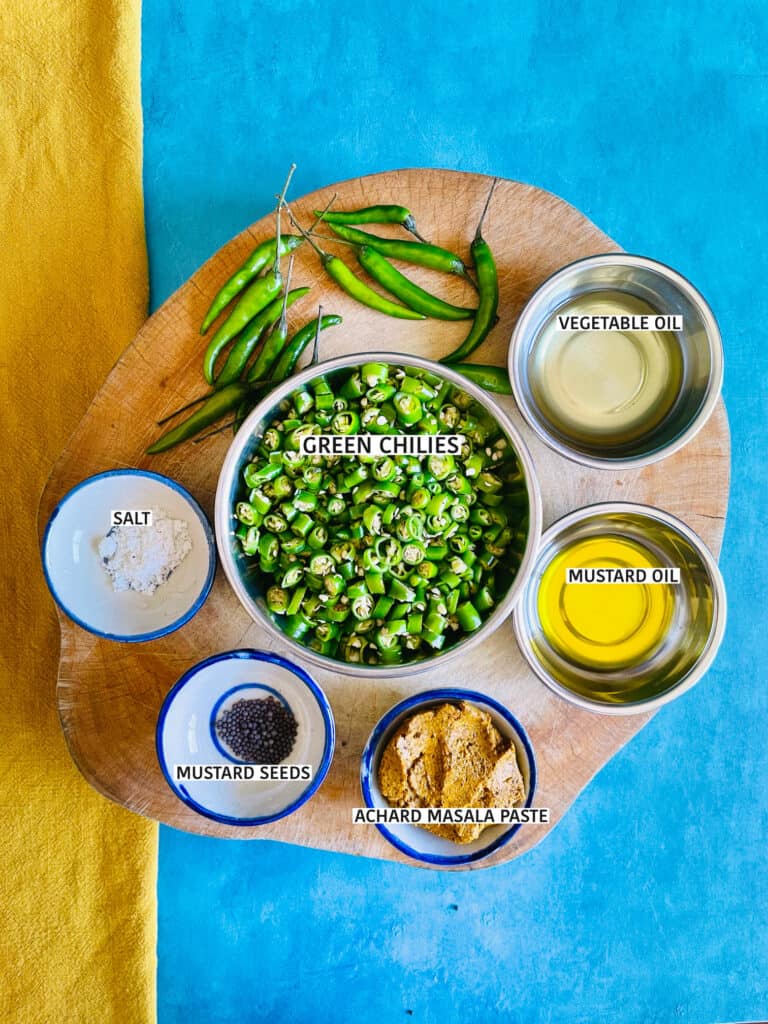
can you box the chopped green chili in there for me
[233,362,528,664]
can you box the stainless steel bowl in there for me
[509,254,724,469]
[216,352,542,678]
[513,502,726,714]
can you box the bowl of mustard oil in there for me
[513,503,726,714]
[509,254,723,468]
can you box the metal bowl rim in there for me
[512,500,727,715]
[508,252,725,471]
[215,351,543,679]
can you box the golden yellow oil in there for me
[529,291,683,446]
[537,536,675,670]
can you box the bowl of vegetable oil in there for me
[513,503,726,714]
[509,254,723,468]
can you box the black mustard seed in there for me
[216,695,298,764]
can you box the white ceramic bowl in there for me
[156,649,335,825]
[42,469,215,641]
[360,688,536,866]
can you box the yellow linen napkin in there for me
[1,1,157,1021]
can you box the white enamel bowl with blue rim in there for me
[360,688,536,866]
[156,649,335,826]
[41,469,215,642]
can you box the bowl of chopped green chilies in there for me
[215,353,542,676]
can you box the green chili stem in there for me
[272,163,296,275]
[474,176,497,241]
[192,416,242,443]
[310,305,323,366]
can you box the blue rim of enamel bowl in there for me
[360,687,537,866]
[41,469,216,642]
[156,649,335,826]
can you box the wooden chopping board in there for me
[38,169,730,870]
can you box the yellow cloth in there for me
[1,1,157,1021]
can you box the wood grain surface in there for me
[38,170,730,869]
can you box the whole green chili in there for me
[271,314,342,381]
[244,253,296,384]
[200,235,303,335]
[202,166,295,383]
[202,272,283,383]
[357,246,475,321]
[286,209,425,321]
[146,381,250,454]
[450,363,512,394]
[215,286,310,388]
[325,222,476,289]
[313,203,428,242]
[440,179,500,364]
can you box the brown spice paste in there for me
[377,701,525,843]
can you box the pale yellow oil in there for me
[529,291,683,446]
[537,536,675,670]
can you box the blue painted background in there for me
[143,3,768,1021]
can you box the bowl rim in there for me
[508,252,725,470]
[215,351,543,678]
[359,687,537,865]
[155,648,336,826]
[512,500,728,715]
[41,468,216,642]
